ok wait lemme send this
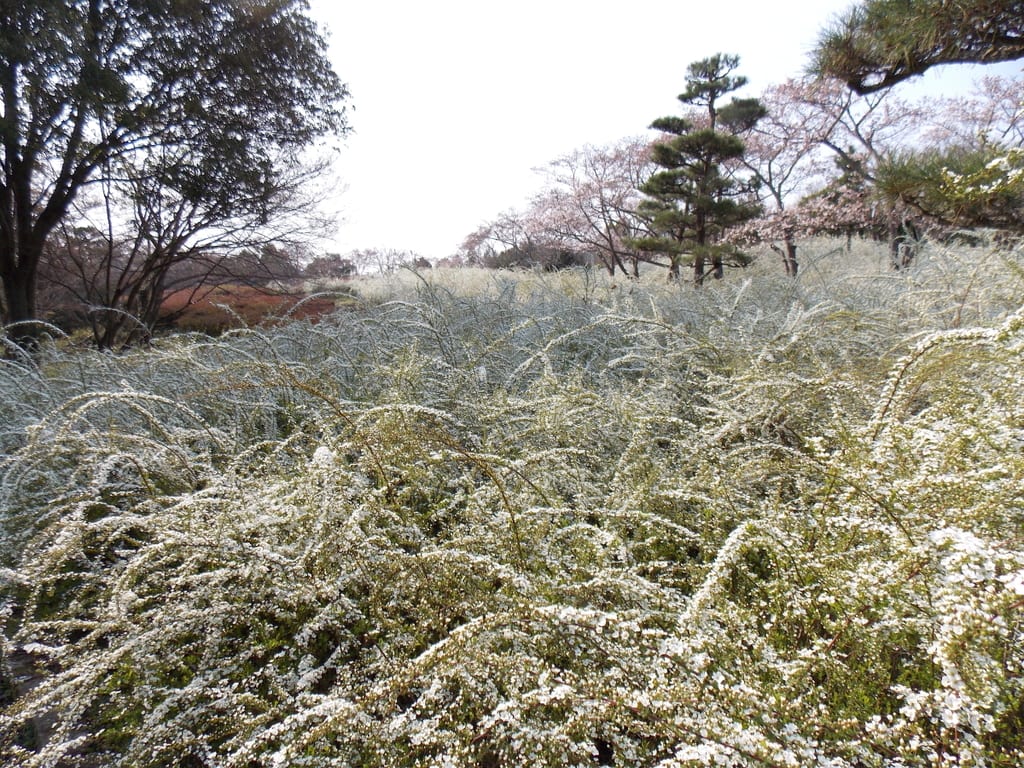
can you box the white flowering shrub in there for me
[939,148,1024,230]
[1,240,1023,766]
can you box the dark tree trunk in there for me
[694,209,709,286]
[711,253,724,280]
[2,247,42,343]
[888,215,899,268]
[2,274,33,326]
[890,217,919,271]
[610,251,630,278]
[770,240,799,277]
[667,254,682,281]
[785,239,798,277]
[692,252,704,286]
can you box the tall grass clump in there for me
[1,238,1022,766]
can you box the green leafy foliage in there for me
[1,241,1023,766]
[812,0,1024,94]
[877,145,1024,233]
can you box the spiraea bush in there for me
[1,238,1023,766]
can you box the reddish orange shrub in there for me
[161,284,338,334]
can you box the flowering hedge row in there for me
[1,241,1022,766]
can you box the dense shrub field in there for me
[1,240,1023,767]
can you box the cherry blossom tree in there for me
[458,209,579,270]
[458,210,537,268]
[791,77,926,180]
[529,138,652,279]
[923,75,1024,150]
[734,80,837,275]
[751,77,928,268]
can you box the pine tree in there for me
[633,54,765,284]
[812,0,1024,94]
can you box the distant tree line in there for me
[32,233,439,345]
[2,0,1022,344]
[462,0,1023,284]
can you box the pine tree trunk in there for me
[694,210,708,286]
[890,218,918,270]
[888,215,900,269]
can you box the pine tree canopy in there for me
[632,54,764,283]
[813,0,1024,93]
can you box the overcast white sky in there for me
[306,0,1018,261]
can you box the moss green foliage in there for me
[1,240,1023,766]
[877,145,1024,233]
